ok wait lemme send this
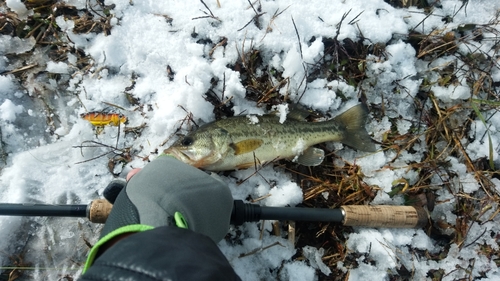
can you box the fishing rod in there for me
[0,199,428,228]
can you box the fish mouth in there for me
[164,147,193,164]
[164,147,215,169]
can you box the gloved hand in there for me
[83,155,234,272]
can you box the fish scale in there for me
[165,104,376,171]
[220,115,345,145]
[208,117,344,170]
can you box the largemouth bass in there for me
[165,104,376,171]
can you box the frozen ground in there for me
[1,0,500,280]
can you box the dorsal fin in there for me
[287,104,311,121]
[269,104,311,122]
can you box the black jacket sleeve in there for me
[80,226,242,281]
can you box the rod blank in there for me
[0,203,88,217]
[0,200,428,228]
[231,200,344,225]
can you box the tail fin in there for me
[333,104,376,152]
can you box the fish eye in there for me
[181,137,194,146]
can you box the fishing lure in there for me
[81,112,127,127]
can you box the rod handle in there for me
[341,205,428,228]
[86,200,429,228]
[88,199,113,223]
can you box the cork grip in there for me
[341,205,428,228]
[88,199,113,223]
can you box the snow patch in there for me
[0,35,35,55]
[272,104,289,124]
[5,0,30,18]
[0,99,23,122]
[291,138,306,155]
[246,115,259,124]
[302,246,332,276]
[46,61,70,74]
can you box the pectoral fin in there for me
[296,147,325,166]
[231,139,263,155]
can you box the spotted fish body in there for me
[165,104,376,171]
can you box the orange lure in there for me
[81,112,127,127]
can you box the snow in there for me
[46,61,70,74]
[1,0,500,280]
[246,114,259,124]
[265,179,303,207]
[272,103,289,124]
[0,35,35,55]
[467,109,500,163]
[5,0,29,19]
[299,79,344,112]
[302,246,332,276]
[291,138,306,155]
[280,261,317,281]
[0,99,23,122]
[432,84,471,102]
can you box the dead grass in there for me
[234,39,290,109]
[0,252,31,281]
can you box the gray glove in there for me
[100,155,233,242]
[83,155,234,273]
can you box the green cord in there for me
[174,212,188,229]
